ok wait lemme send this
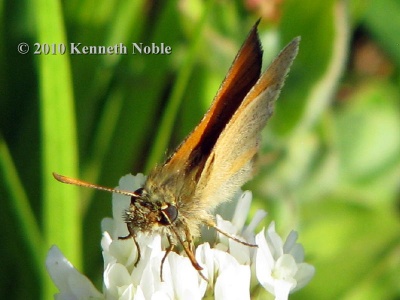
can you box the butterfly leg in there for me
[160,233,175,281]
[205,219,258,247]
[119,227,141,267]
[166,224,208,281]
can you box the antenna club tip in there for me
[52,172,63,182]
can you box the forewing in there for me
[148,21,263,192]
[195,37,300,209]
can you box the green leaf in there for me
[272,0,349,136]
[34,0,81,297]
[0,136,45,280]
[145,0,214,170]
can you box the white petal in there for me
[228,237,251,265]
[151,291,171,300]
[103,262,132,298]
[255,230,277,295]
[133,286,145,300]
[213,247,241,272]
[215,264,251,300]
[119,284,136,300]
[196,243,215,284]
[108,238,137,268]
[101,217,115,236]
[138,257,161,299]
[273,279,294,300]
[231,191,252,230]
[288,243,305,263]
[46,246,102,299]
[274,254,298,281]
[282,230,298,252]
[255,229,274,271]
[292,263,315,291]
[167,252,206,299]
[243,209,267,238]
[134,234,164,287]
[256,232,298,294]
[111,195,130,239]
[101,230,113,252]
[137,237,174,299]
[216,215,238,246]
[266,222,284,259]
[118,173,146,190]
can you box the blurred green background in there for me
[1,0,399,299]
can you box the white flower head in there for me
[255,222,315,300]
[46,173,314,299]
[101,174,207,299]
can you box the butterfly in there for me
[54,20,300,281]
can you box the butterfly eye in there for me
[160,204,178,225]
[130,188,145,204]
[134,187,144,195]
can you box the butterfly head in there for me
[124,186,179,234]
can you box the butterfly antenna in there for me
[52,172,141,197]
